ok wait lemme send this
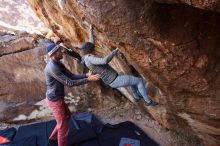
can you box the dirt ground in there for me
[93,101,202,146]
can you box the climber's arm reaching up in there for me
[89,24,94,44]
[85,48,119,65]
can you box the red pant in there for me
[46,98,71,146]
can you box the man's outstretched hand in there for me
[87,73,100,81]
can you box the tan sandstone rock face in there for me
[0,32,46,121]
[27,0,220,145]
[0,0,47,34]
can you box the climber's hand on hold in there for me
[90,24,93,31]
[112,48,119,55]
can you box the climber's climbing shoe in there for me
[144,100,159,106]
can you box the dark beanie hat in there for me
[45,43,60,56]
[80,42,95,54]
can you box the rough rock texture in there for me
[0,31,46,121]
[0,0,47,34]
[27,0,220,146]
[156,0,220,12]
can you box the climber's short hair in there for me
[80,42,95,55]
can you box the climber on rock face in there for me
[44,43,100,146]
[80,25,158,107]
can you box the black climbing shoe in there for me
[144,100,159,106]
